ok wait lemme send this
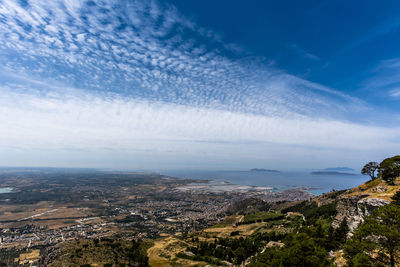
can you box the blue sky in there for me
[170,0,400,111]
[0,0,399,170]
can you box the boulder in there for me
[371,186,388,193]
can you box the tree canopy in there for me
[344,204,400,267]
[361,161,379,180]
[250,233,333,267]
[379,155,400,183]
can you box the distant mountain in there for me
[323,167,355,172]
[311,171,356,176]
[250,168,280,173]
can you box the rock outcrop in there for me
[333,194,390,236]
[331,177,400,237]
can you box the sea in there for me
[0,187,13,193]
[161,170,368,195]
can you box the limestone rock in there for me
[266,241,284,248]
[371,186,387,193]
[333,195,390,237]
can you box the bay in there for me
[161,170,368,195]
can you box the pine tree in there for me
[344,204,400,267]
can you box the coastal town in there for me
[0,169,312,266]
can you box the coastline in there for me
[161,169,367,196]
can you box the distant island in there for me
[250,168,280,173]
[323,167,355,172]
[311,171,356,176]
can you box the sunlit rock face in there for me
[333,195,390,237]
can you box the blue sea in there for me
[161,170,368,195]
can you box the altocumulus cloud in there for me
[0,0,399,169]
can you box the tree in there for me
[250,233,332,267]
[379,155,400,183]
[392,190,400,205]
[281,233,332,267]
[233,247,247,264]
[351,253,372,267]
[330,218,349,247]
[344,204,400,267]
[361,161,379,180]
[381,164,400,184]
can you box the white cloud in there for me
[0,0,396,169]
[390,88,400,98]
[363,58,400,98]
[290,44,320,61]
[0,87,398,169]
[0,0,364,120]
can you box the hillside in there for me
[332,177,400,234]
[16,156,398,267]
[42,238,150,267]
[146,176,400,267]
[32,173,400,267]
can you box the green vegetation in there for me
[249,223,344,266]
[242,212,284,224]
[7,156,400,266]
[180,199,345,266]
[99,156,400,266]
[342,156,400,266]
[344,203,400,267]
[47,238,149,267]
[0,248,32,267]
[392,189,400,204]
[360,155,400,183]
[225,198,271,215]
[364,176,382,188]
[379,155,400,183]
[185,231,286,265]
[208,215,238,228]
[249,198,350,266]
[361,161,379,180]
[249,233,333,267]
[282,201,337,225]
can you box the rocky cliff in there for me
[332,178,399,236]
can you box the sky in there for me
[0,0,399,170]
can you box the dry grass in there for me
[0,201,56,221]
[208,215,241,228]
[202,221,270,239]
[147,236,207,267]
[344,177,400,201]
[0,203,94,229]
[332,250,346,267]
[147,218,289,266]
[15,249,40,265]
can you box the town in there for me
[0,168,312,266]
